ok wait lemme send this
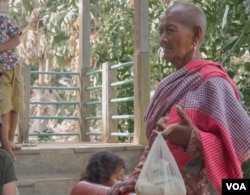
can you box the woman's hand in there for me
[107,180,136,195]
[148,116,169,148]
[153,106,194,147]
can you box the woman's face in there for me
[103,167,125,187]
[159,11,195,69]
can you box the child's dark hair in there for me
[80,150,126,184]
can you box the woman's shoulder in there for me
[182,76,240,110]
[201,77,238,97]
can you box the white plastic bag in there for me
[135,133,186,195]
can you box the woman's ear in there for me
[193,25,202,44]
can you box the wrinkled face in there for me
[159,10,195,69]
[103,167,125,187]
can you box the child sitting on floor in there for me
[70,150,126,195]
[81,150,126,187]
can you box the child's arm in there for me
[0,34,20,52]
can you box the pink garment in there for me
[144,59,250,193]
[70,181,136,195]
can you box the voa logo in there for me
[226,183,247,191]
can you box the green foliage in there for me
[242,158,250,178]
[10,0,78,69]
[90,0,134,64]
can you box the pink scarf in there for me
[144,59,250,192]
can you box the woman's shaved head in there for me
[164,2,207,40]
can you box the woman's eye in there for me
[167,28,174,33]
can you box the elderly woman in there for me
[108,2,250,195]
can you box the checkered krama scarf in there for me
[144,59,250,192]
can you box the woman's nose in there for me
[160,37,167,49]
[160,33,168,43]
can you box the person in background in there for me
[70,150,126,195]
[107,2,250,195]
[0,0,24,161]
[0,149,18,195]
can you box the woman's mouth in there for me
[163,47,172,53]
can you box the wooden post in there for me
[102,62,118,143]
[133,0,150,145]
[18,66,30,143]
[78,0,91,141]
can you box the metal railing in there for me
[26,70,80,141]
[84,61,135,142]
[20,61,135,143]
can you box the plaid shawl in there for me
[144,59,250,193]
